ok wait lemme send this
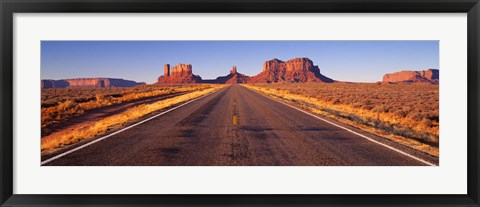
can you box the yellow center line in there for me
[233,115,238,125]
[233,96,238,125]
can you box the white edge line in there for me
[41,88,223,166]
[243,86,436,166]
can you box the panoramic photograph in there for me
[40,41,439,166]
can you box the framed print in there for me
[1,0,479,206]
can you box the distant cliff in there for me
[383,69,439,83]
[41,78,145,88]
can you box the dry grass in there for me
[41,85,226,152]
[41,84,215,134]
[243,82,439,156]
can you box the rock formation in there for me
[248,58,334,83]
[156,63,203,84]
[157,58,334,84]
[230,65,237,74]
[225,72,250,84]
[41,78,145,88]
[164,64,170,76]
[383,69,439,83]
[205,65,250,84]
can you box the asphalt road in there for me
[43,85,436,166]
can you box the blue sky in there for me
[41,41,439,84]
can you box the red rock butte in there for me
[383,69,439,84]
[205,65,251,84]
[225,65,250,84]
[249,58,334,83]
[157,63,203,84]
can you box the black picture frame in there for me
[1,0,479,206]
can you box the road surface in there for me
[42,85,437,166]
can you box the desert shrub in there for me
[41,84,215,136]
[246,82,439,147]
